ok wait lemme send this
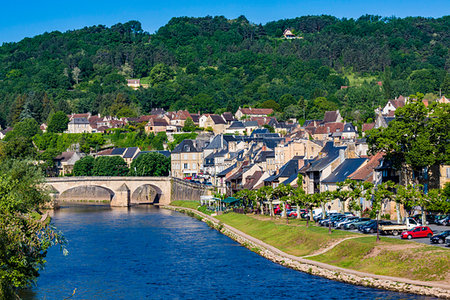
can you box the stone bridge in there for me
[46,177,211,207]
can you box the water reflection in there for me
[27,205,435,300]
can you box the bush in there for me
[92,156,129,176]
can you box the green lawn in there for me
[310,236,450,281]
[215,213,356,256]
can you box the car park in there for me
[430,230,450,244]
[401,226,433,239]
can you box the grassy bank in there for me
[310,237,450,281]
[215,212,355,256]
[170,201,450,283]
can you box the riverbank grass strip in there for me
[215,212,356,257]
[309,236,450,282]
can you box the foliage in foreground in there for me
[0,160,66,298]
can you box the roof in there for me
[349,152,383,182]
[150,108,166,115]
[209,114,226,125]
[314,122,344,135]
[111,148,127,155]
[69,117,89,124]
[221,112,235,122]
[54,151,77,162]
[172,139,200,153]
[323,111,340,123]
[343,123,356,133]
[217,163,237,177]
[244,121,258,127]
[123,147,139,159]
[96,148,114,156]
[322,158,367,183]
[228,121,245,129]
[265,159,299,182]
[305,143,346,172]
[205,135,228,150]
[238,107,273,116]
[243,171,263,190]
[282,172,299,185]
[362,123,375,132]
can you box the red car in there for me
[401,226,433,239]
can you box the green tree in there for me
[47,111,69,133]
[73,156,95,176]
[368,101,450,187]
[92,156,129,176]
[0,159,66,297]
[4,118,41,141]
[182,117,196,132]
[128,152,170,176]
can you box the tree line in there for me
[0,16,448,129]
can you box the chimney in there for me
[339,149,345,163]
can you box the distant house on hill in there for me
[66,117,92,133]
[127,79,140,90]
[282,29,302,39]
[235,107,273,120]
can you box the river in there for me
[24,205,435,299]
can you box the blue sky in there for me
[1,0,449,43]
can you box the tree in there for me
[4,118,41,141]
[47,111,69,133]
[368,101,450,187]
[128,152,170,176]
[73,156,95,176]
[0,159,66,297]
[182,117,196,132]
[92,156,129,176]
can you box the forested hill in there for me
[0,15,449,128]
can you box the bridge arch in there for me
[59,185,115,203]
[131,184,163,204]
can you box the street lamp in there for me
[328,204,332,234]
[376,209,380,242]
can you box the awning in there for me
[222,197,241,204]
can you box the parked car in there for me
[330,215,348,227]
[320,214,345,227]
[344,218,371,230]
[436,215,450,226]
[335,216,359,229]
[401,226,433,239]
[434,215,447,224]
[359,220,393,234]
[288,209,308,218]
[413,214,436,225]
[430,230,450,244]
[446,235,450,246]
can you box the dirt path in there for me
[166,206,450,298]
[302,236,362,258]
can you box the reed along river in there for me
[24,205,435,299]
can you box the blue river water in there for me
[24,205,435,299]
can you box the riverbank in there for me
[164,205,450,299]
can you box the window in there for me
[447,167,450,179]
[421,227,428,231]
[413,228,420,232]
[183,163,188,169]
[184,154,187,159]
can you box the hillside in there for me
[0,15,448,127]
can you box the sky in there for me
[0,0,449,43]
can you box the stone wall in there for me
[171,178,211,202]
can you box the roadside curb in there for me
[164,206,450,299]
